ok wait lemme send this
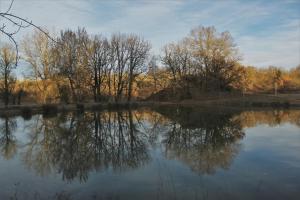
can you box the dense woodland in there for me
[0,26,300,105]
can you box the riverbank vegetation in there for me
[1,26,299,106]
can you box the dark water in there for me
[0,107,300,200]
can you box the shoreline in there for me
[1,96,300,117]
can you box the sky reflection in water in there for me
[0,107,299,200]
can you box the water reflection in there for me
[158,107,245,174]
[0,107,300,183]
[0,116,17,160]
[22,111,149,182]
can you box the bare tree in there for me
[126,35,151,102]
[0,45,16,106]
[162,39,193,97]
[110,33,130,102]
[55,28,89,103]
[22,30,58,103]
[189,26,241,91]
[88,35,110,102]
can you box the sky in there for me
[0,0,299,70]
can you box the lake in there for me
[0,106,299,200]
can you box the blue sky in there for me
[0,0,299,70]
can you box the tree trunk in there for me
[94,66,98,102]
[4,70,9,106]
[68,78,77,103]
[274,82,278,96]
[127,72,133,102]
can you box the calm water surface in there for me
[0,107,299,200]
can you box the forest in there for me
[0,25,300,105]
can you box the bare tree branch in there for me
[0,0,56,65]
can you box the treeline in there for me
[242,66,300,94]
[0,25,300,105]
[1,28,151,104]
[22,29,151,103]
[155,26,300,99]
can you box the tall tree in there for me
[55,28,90,103]
[126,35,151,102]
[88,35,111,102]
[22,30,57,103]
[188,26,241,91]
[0,45,16,106]
[162,39,194,97]
[110,33,130,102]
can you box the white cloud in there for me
[237,19,300,68]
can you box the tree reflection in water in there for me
[22,110,149,182]
[1,108,300,183]
[0,116,17,160]
[156,106,245,174]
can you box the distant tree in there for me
[148,56,159,93]
[0,45,16,106]
[270,66,283,96]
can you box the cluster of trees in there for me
[161,26,243,97]
[241,65,300,94]
[0,25,300,105]
[22,29,151,103]
[160,26,300,98]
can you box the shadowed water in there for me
[0,107,300,200]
